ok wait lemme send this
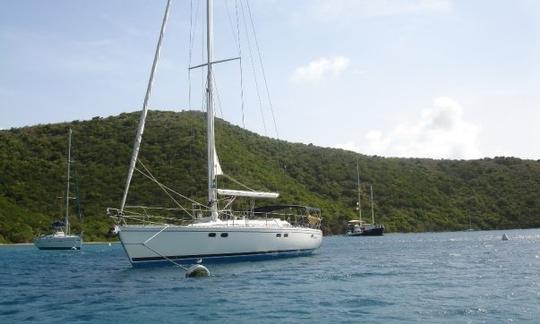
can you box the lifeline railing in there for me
[107,205,322,229]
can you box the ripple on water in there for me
[0,309,20,316]
[1,231,540,323]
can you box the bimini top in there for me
[50,220,66,228]
[253,205,321,214]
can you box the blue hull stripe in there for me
[37,247,81,250]
[131,249,315,267]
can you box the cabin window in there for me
[208,233,216,237]
[220,233,228,238]
[276,233,281,237]
[284,233,289,237]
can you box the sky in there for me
[1,0,539,160]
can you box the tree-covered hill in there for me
[1,110,539,242]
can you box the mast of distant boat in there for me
[206,0,219,221]
[356,160,362,223]
[370,184,375,224]
[65,128,72,235]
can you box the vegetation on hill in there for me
[0,110,539,242]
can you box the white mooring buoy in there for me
[185,264,210,278]
[140,242,210,278]
[502,233,509,241]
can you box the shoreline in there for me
[2,228,538,245]
[0,241,120,247]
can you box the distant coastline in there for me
[0,241,120,247]
[1,110,539,241]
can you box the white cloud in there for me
[291,56,350,83]
[311,0,452,21]
[336,97,482,159]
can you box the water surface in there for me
[1,229,539,323]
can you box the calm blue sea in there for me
[1,229,539,323]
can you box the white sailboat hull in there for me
[34,233,82,250]
[118,224,322,266]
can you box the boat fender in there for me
[185,264,210,278]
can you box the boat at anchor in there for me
[34,128,83,250]
[108,0,323,267]
[346,162,384,236]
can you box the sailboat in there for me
[107,0,323,267]
[34,128,83,250]
[346,162,384,236]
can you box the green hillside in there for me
[1,110,539,242]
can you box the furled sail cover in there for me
[214,148,223,175]
[217,189,279,199]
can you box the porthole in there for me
[208,233,216,237]
[220,233,228,238]
[284,233,289,237]
[276,233,281,237]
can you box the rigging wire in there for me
[224,0,239,49]
[188,0,195,174]
[223,0,246,129]
[245,0,280,139]
[188,0,194,111]
[188,0,203,175]
[221,173,256,192]
[135,164,189,216]
[201,1,206,113]
[188,0,202,111]
[239,0,267,136]
[212,71,225,119]
[235,0,246,129]
[137,159,201,208]
[73,159,83,220]
[136,159,200,217]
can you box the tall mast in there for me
[370,184,375,224]
[119,0,171,213]
[356,160,362,223]
[65,128,72,234]
[207,0,218,220]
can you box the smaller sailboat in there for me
[346,162,384,236]
[34,128,83,250]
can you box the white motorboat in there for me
[108,0,322,267]
[34,129,83,250]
